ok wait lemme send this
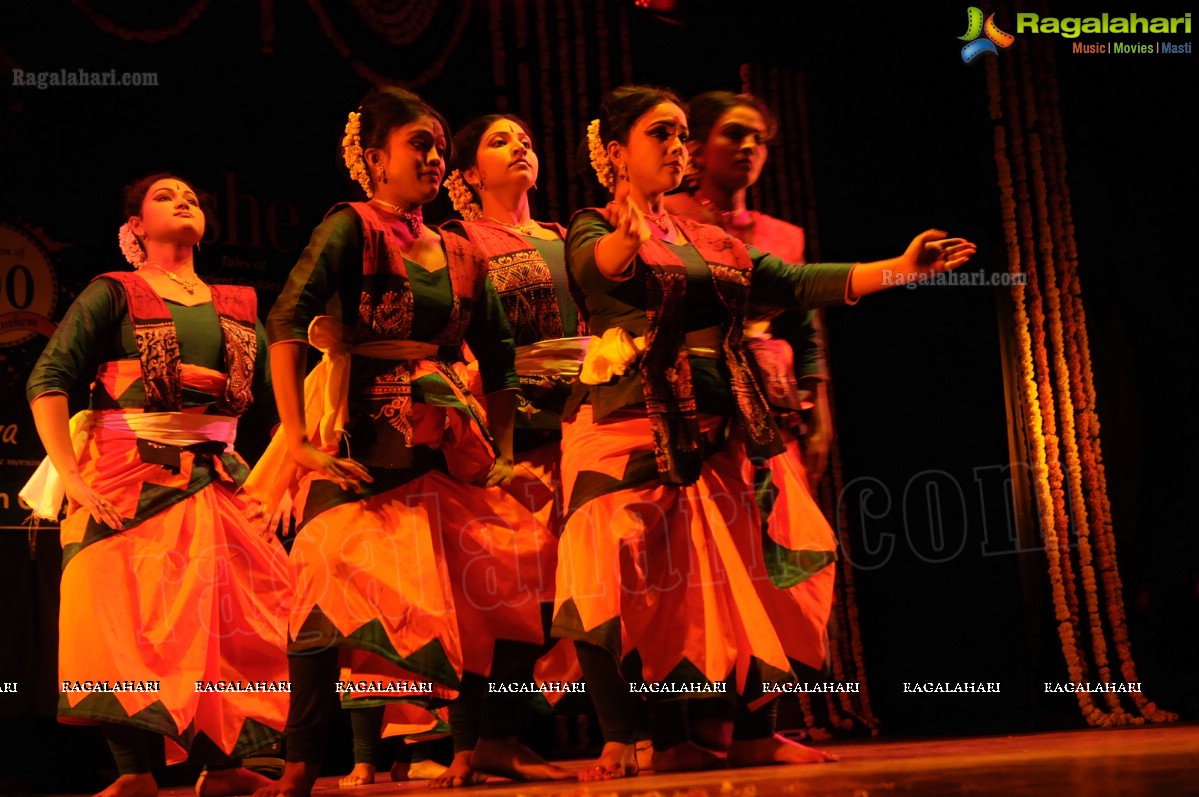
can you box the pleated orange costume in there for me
[554,210,853,694]
[26,272,291,764]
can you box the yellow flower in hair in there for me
[342,111,373,198]
[587,118,614,192]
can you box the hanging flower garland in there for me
[348,0,438,46]
[307,0,471,87]
[1036,30,1176,725]
[986,50,1102,726]
[987,0,1175,726]
[1015,32,1121,718]
[70,0,210,43]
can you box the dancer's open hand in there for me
[483,456,514,488]
[289,440,372,493]
[64,475,123,530]
[906,229,977,273]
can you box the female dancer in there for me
[556,85,975,777]
[249,87,555,797]
[25,174,291,797]
[434,112,589,785]
[666,90,840,765]
[665,91,829,477]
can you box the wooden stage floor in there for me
[141,723,1199,797]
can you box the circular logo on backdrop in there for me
[0,222,58,348]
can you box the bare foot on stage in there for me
[469,736,572,782]
[96,773,157,797]
[727,734,838,766]
[429,751,487,789]
[337,763,376,787]
[577,740,639,781]
[392,758,448,781]
[651,740,726,772]
[196,768,274,797]
[250,761,319,797]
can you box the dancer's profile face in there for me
[373,115,447,207]
[131,178,204,245]
[702,105,769,192]
[470,119,538,196]
[615,101,690,196]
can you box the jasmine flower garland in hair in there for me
[342,110,373,197]
[118,223,146,267]
[444,170,482,220]
[587,119,614,192]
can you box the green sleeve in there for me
[777,309,829,381]
[266,208,362,344]
[26,278,124,402]
[748,246,855,311]
[465,274,519,394]
[567,209,631,295]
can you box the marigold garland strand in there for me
[986,0,1175,726]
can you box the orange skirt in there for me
[506,439,566,537]
[742,435,837,672]
[58,424,291,764]
[289,465,556,686]
[551,406,796,695]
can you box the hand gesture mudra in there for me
[906,229,977,274]
[604,181,652,247]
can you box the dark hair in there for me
[449,113,535,202]
[686,91,777,147]
[597,84,685,146]
[121,172,198,218]
[450,114,534,172]
[357,85,452,165]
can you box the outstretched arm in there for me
[848,230,976,299]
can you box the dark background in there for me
[1,0,1194,790]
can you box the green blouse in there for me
[27,277,270,411]
[565,210,854,420]
[267,208,517,395]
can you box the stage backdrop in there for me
[0,4,1193,788]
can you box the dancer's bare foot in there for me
[337,762,376,787]
[250,761,319,797]
[392,758,448,781]
[196,768,274,797]
[469,737,572,782]
[727,734,838,766]
[650,740,726,772]
[577,741,639,781]
[96,773,157,797]
[429,751,487,789]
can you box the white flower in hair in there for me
[118,223,146,267]
[444,170,482,220]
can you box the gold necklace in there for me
[485,216,539,236]
[371,198,424,237]
[643,209,672,234]
[147,264,200,295]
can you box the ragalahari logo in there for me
[959,7,1015,63]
